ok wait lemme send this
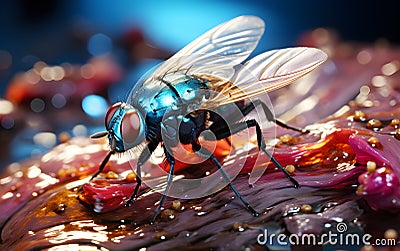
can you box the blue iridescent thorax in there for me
[131,73,210,129]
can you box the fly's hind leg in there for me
[208,119,299,188]
[242,99,307,133]
[191,140,259,217]
[208,99,306,134]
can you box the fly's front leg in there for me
[191,138,259,217]
[150,148,175,224]
[209,119,299,188]
[89,150,114,181]
[126,142,158,206]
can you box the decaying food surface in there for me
[1,38,400,250]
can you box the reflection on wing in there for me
[152,15,265,78]
[202,47,328,108]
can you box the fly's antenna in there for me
[90,131,108,139]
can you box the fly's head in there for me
[91,102,146,152]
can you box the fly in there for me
[90,15,327,223]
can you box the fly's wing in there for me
[153,15,265,77]
[201,47,328,108]
[127,15,265,101]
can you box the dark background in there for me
[0,0,398,95]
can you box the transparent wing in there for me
[202,47,328,108]
[129,16,264,93]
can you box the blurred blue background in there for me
[0,0,398,168]
[0,0,398,95]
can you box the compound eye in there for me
[105,102,122,129]
[121,109,143,148]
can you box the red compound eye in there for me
[105,102,122,129]
[121,108,143,149]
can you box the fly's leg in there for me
[126,142,158,206]
[89,150,114,181]
[126,164,142,206]
[191,140,259,217]
[208,99,306,133]
[150,148,175,224]
[242,99,307,133]
[209,119,299,188]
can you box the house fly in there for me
[90,15,327,223]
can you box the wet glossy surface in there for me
[2,37,400,250]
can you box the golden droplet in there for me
[300,204,313,213]
[366,161,377,173]
[368,137,382,149]
[172,200,181,211]
[395,129,400,140]
[161,209,176,220]
[384,228,398,240]
[366,119,383,130]
[106,171,119,179]
[285,164,296,174]
[390,118,400,128]
[353,110,368,122]
[125,171,137,182]
[232,222,247,232]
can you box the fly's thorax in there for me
[132,73,212,122]
[105,102,146,152]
